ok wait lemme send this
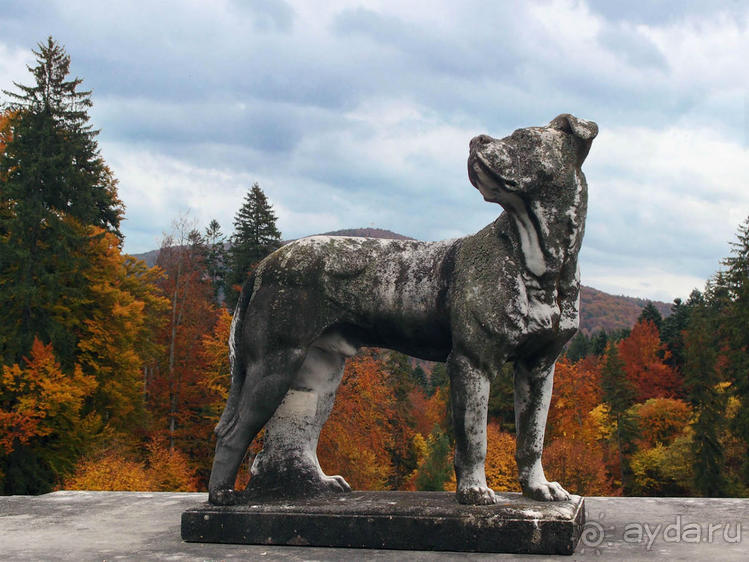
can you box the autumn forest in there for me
[2,39,749,499]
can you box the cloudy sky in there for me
[1,0,747,302]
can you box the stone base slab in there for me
[181,491,585,555]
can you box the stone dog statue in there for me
[208,114,598,506]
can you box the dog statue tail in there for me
[214,269,257,440]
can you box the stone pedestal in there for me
[181,491,585,555]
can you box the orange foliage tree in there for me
[76,226,168,435]
[543,438,615,496]
[544,356,616,495]
[630,397,692,449]
[198,307,232,428]
[63,449,153,491]
[547,356,601,442]
[445,423,520,493]
[408,384,449,440]
[63,440,197,492]
[188,306,234,485]
[618,319,682,402]
[484,423,522,492]
[317,351,396,490]
[0,338,95,490]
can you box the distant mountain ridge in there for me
[580,286,671,335]
[320,228,414,240]
[130,227,672,334]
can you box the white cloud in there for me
[0,42,34,92]
[641,11,749,91]
[582,123,749,299]
[581,259,708,302]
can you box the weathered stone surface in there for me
[1,492,748,560]
[182,491,585,554]
[208,114,599,509]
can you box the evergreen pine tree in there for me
[660,297,692,372]
[227,183,281,308]
[0,39,157,494]
[204,219,228,304]
[0,37,123,366]
[487,363,515,430]
[428,363,449,396]
[683,297,728,496]
[565,332,592,363]
[638,302,663,330]
[592,330,608,356]
[601,343,637,494]
[411,365,428,389]
[719,216,749,486]
[1,37,122,235]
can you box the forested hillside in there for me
[579,286,671,335]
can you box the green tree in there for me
[0,37,123,366]
[719,216,749,486]
[638,302,663,331]
[414,429,451,491]
[203,219,228,305]
[565,332,591,363]
[487,363,514,430]
[411,365,428,389]
[683,296,728,496]
[1,39,168,493]
[226,183,281,308]
[592,330,609,357]
[428,363,449,396]
[660,296,693,373]
[601,343,637,494]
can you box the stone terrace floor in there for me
[1,491,747,560]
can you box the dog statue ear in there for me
[549,114,598,164]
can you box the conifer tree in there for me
[227,183,281,308]
[592,330,609,357]
[683,297,728,496]
[428,363,449,396]
[0,37,123,366]
[638,302,663,330]
[660,297,692,372]
[203,219,228,304]
[565,332,592,363]
[719,216,749,485]
[601,343,637,493]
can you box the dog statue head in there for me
[467,114,597,205]
[467,114,598,276]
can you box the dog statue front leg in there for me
[448,353,496,505]
[514,358,570,501]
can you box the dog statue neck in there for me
[501,167,588,281]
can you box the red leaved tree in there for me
[618,319,682,402]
